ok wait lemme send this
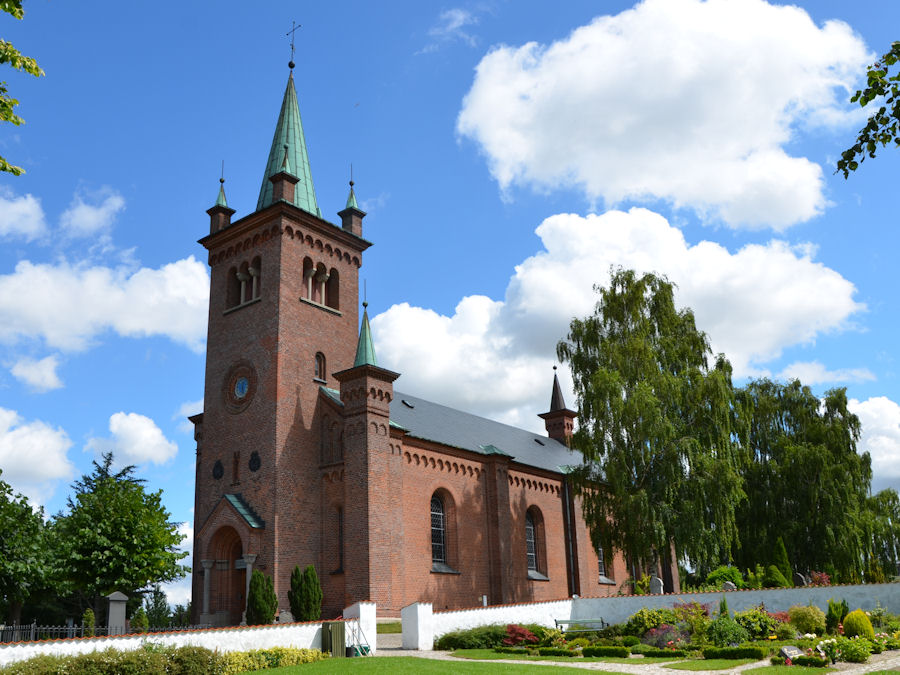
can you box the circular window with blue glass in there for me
[223,361,257,413]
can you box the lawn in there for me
[376,621,402,634]
[451,648,680,663]
[743,667,836,675]
[245,656,609,673]
[664,659,758,670]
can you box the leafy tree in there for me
[558,269,744,576]
[0,0,44,175]
[144,584,171,628]
[131,606,148,633]
[246,569,277,625]
[52,452,188,616]
[288,564,322,621]
[171,601,191,626]
[82,607,95,637]
[0,470,46,624]
[838,41,900,178]
[863,488,900,580]
[772,536,793,586]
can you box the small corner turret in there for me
[207,177,236,234]
[338,180,366,237]
[538,366,576,446]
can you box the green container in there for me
[321,621,346,657]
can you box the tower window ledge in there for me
[431,562,460,575]
[223,297,261,315]
[313,377,326,384]
[527,570,549,582]
[299,297,342,316]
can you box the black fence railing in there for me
[0,623,213,644]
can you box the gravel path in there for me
[373,635,900,674]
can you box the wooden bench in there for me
[555,618,607,633]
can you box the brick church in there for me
[191,65,679,624]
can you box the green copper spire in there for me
[354,302,377,367]
[345,180,359,209]
[256,71,320,217]
[215,177,228,207]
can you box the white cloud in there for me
[420,8,479,53]
[457,0,871,229]
[174,398,203,435]
[0,187,47,240]
[0,256,209,352]
[87,412,178,466]
[161,520,193,607]
[59,188,126,238]
[778,360,875,386]
[0,407,74,505]
[849,397,900,495]
[373,208,864,430]
[10,355,64,392]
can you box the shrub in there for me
[503,624,539,646]
[494,646,529,655]
[706,565,743,589]
[763,564,790,588]
[288,564,323,622]
[582,645,630,657]
[745,564,766,590]
[643,623,688,649]
[702,646,767,660]
[734,605,779,639]
[837,636,871,663]
[537,647,577,656]
[624,607,677,636]
[567,637,591,650]
[81,607,96,638]
[843,609,875,640]
[435,624,508,649]
[793,655,828,667]
[169,646,220,675]
[673,600,711,638]
[775,622,796,640]
[788,604,826,636]
[131,607,149,633]
[706,616,749,647]
[622,635,640,646]
[772,536,793,585]
[246,569,278,625]
[826,598,849,635]
[809,570,831,586]
[718,595,729,618]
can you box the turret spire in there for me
[353,302,377,367]
[549,365,567,411]
[256,70,320,216]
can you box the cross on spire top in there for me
[287,21,301,69]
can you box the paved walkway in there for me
[374,634,900,673]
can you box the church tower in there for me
[192,65,370,624]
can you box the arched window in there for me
[326,268,339,309]
[314,352,326,381]
[525,512,537,571]
[249,256,261,300]
[302,257,314,300]
[431,495,446,565]
[525,507,547,580]
[226,266,240,308]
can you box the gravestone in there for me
[107,591,128,635]
[793,572,808,587]
[780,646,804,661]
[722,580,737,591]
[649,575,664,595]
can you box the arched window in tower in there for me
[237,262,250,304]
[249,256,261,300]
[525,507,547,579]
[326,268,339,309]
[314,352,326,382]
[314,263,328,304]
[431,494,446,565]
[226,266,240,308]
[302,257,314,301]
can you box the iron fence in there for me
[0,622,212,644]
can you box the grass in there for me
[664,658,758,670]
[450,649,680,663]
[376,621,402,634]
[743,667,836,675]
[245,656,608,673]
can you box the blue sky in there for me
[2,0,899,604]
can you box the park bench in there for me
[555,618,608,633]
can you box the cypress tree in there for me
[288,564,303,620]
[246,570,277,625]
[298,564,323,621]
[772,536,793,586]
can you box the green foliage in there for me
[836,636,871,663]
[537,647,577,656]
[82,607,95,637]
[673,601,711,639]
[772,537,793,586]
[622,635,640,646]
[703,646,767,659]
[734,606,779,639]
[493,646,529,655]
[558,269,744,573]
[774,622,796,640]
[219,647,327,673]
[52,453,188,607]
[718,595,729,618]
[826,598,849,634]
[706,566,743,589]
[843,609,875,640]
[838,41,900,177]
[582,645,631,657]
[792,655,828,667]
[0,471,45,623]
[0,1,44,175]
[434,624,508,649]
[144,585,171,628]
[130,606,148,633]
[246,569,277,625]
[744,564,766,590]
[763,565,790,588]
[624,607,677,636]
[788,605,826,636]
[171,601,191,626]
[706,616,749,647]
[288,564,322,621]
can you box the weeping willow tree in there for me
[558,269,744,576]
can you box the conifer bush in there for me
[763,564,790,588]
[842,609,875,640]
[788,605,826,636]
[826,598,849,634]
[246,569,278,625]
[82,608,95,637]
[288,564,323,621]
[772,537,793,585]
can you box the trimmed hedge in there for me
[582,646,630,658]
[793,655,829,667]
[641,648,687,658]
[537,647,577,657]
[702,646,767,660]
[493,647,529,655]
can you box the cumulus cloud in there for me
[373,208,863,430]
[87,412,179,466]
[420,8,479,53]
[10,355,63,392]
[0,407,74,505]
[174,398,203,434]
[457,0,871,229]
[0,187,47,240]
[60,188,126,238]
[0,256,209,352]
[849,397,900,495]
[778,360,875,386]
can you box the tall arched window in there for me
[226,266,240,308]
[525,507,547,580]
[249,256,261,300]
[431,495,446,565]
[314,352,326,381]
[326,268,339,309]
[525,512,538,572]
